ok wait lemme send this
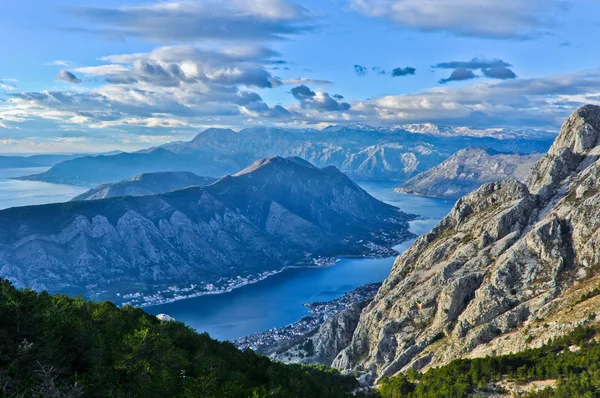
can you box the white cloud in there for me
[350,0,567,39]
[350,70,600,127]
[68,0,313,43]
[44,60,71,67]
[0,79,17,91]
[283,78,333,86]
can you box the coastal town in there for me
[119,256,337,307]
[233,283,382,353]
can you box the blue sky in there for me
[1,0,600,153]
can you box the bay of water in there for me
[147,181,455,341]
[0,168,88,210]
[0,173,455,342]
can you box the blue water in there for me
[147,181,455,341]
[0,168,87,210]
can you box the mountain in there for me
[327,105,600,382]
[398,123,556,140]
[0,156,414,305]
[72,171,217,201]
[17,124,554,185]
[0,153,112,169]
[395,147,543,198]
[14,148,244,186]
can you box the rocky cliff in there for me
[396,147,542,199]
[0,156,414,305]
[331,105,600,382]
[72,171,217,201]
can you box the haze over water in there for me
[0,168,87,210]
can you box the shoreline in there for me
[127,237,410,308]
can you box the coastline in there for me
[127,238,408,308]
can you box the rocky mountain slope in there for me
[18,124,554,185]
[327,105,600,382]
[72,171,217,201]
[0,156,414,305]
[396,147,543,199]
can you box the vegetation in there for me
[377,326,600,397]
[6,274,600,398]
[576,285,600,304]
[0,280,359,397]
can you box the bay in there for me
[147,181,455,341]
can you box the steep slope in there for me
[0,157,414,305]
[72,171,217,201]
[18,125,553,185]
[332,105,600,381]
[396,147,543,198]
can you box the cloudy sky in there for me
[1,0,599,153]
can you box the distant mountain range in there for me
[395,147,543,198]
[15,124,555,185]
[72,171,217,201]
[0,151,123,169]
[0,156,415,305]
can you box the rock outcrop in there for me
[396,147,542,199]
[332,105,600,381]
[271,302,368,366]
[0,157,414,305]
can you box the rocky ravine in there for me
[0,156,415,305]
[329,105,600,381]
[396,147,543,199]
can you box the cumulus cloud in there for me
[435,58,517,83]
[67,0,313,43]
[290,85,351,112]
[433,58,511,70]
[354,65,368,76]
[55,70,82,84]
[438,69,477,84]
[391,67,416,77]
[351,70,600,127]
[350,0,567,39]
[482,66,517,80]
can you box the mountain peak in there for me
[529,104,600,196]
[233,156,318,177]
[191,128,237,142]
[548,104,600,156]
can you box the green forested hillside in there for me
[378,326,600,397]
[0,280,358,397]
[4,275,600,398]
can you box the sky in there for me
[1,0,600,153]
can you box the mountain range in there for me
[313,104,600,381]
[0,156,414,305]
[72,171,217,201]
[15,124,555,185]
[395,147,543,199]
